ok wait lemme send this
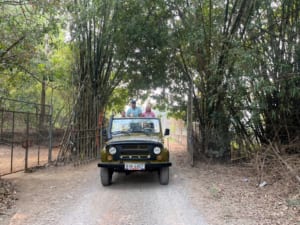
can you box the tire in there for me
[100,168,111,186]
[159,167,169,185]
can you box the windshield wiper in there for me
[111,130,131,135]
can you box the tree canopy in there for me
[1,0,299,160]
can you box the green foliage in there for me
[0,1,73,128]
[106,88,129,115]
[156,0,300,158]
[0,1,60,69]
[1,0,300,161]
[114,0,171,92]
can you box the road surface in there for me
[2,146,207,225]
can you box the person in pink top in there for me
[142,104,156,117]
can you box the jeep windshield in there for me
[111,118,161,135]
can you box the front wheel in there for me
[100,168,112,186]
[159,167,169,185]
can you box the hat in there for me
[131,99,136,104]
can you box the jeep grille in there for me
[121,144,148,151]
[117,144,154,161]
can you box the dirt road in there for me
[1,143,207,225]
[1,142,299,225]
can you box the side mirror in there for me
[164,128,170,136]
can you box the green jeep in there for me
[98,116,172,186]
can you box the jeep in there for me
[98,116,171,186]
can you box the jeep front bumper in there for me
[98,162,172,170]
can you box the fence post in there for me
[48,105,53,163]
[25,112,29,171]
[10,112,15,173]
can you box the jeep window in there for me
[111,118,160,135]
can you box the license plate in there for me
[124,162,145,171]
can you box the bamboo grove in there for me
[1,0,299,163]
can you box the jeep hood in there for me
[107,135,162,145]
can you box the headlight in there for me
[153,146,161,155]
[108,146,117,155]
